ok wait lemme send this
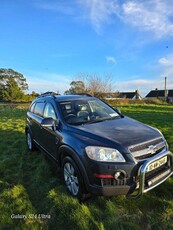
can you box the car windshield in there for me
[59,99,120,125]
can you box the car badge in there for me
[147,145,156,155]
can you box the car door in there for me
[31,101,45,145]
[40,102,60,159]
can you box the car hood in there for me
[70,117,161,149]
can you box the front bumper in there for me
[128,150,173,198]
[87,150,173,197]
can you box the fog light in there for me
[148,180,152,187]
[114,172,121,180]
[114,170,126,180]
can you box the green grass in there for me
[0,103,173,230]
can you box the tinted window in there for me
[34,102,45,117]
[29,102,36,113]
[44,103,57,120]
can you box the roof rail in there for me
[76,93,93,97]
[37,91,60,98]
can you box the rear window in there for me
[34,102,45,117]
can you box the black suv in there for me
[26,93,173,200]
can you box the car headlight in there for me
[85,146,125,162]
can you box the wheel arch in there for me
[58,145,90,191]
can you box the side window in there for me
[29,102,36,113]
[44,103,57,120]
[34,102,45,117]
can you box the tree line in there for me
[0,68,113,102]
[0,68,39,102]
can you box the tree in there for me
[64,74,113,99]
[86,74,112,98]
[1,77,23,101]
[0,68,28,101]
[64,80,86,95]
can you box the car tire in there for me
[26,129,37,151]
[62,156,88,202]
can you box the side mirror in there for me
[41,117,56,130]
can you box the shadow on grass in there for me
[0,128,59,229]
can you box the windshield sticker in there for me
[110,113,118,117]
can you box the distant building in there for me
[118,90,142,100]
[168,90,173,103]
[145,89,173,103]
[104,90,142,100]
[145,89,166,99]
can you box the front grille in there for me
[129,137,166,160]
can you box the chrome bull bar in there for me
[128,151,173,198]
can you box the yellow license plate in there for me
[146,156,167,172]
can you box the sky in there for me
[1,0,173,96]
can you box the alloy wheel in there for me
[27,132,32,150]
[63,162,79,196]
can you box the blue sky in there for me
[1,0,173,96]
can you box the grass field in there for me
[0,103,173,230]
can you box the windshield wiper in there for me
[105,116,121,120]
[69,116,121,126]
[84,116,120,124]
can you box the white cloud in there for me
[35,1,75,15]
[77,0,119,32]
[77,0,173,38]
[27,79,68,94]
[115,79,152,97]
[106,56,117,64]
[25,70,173,97]
[25,71,71,94]
[158,54,173,88]
[159,55,173,66]
[122,0,173,38]
[35,0,173,38]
